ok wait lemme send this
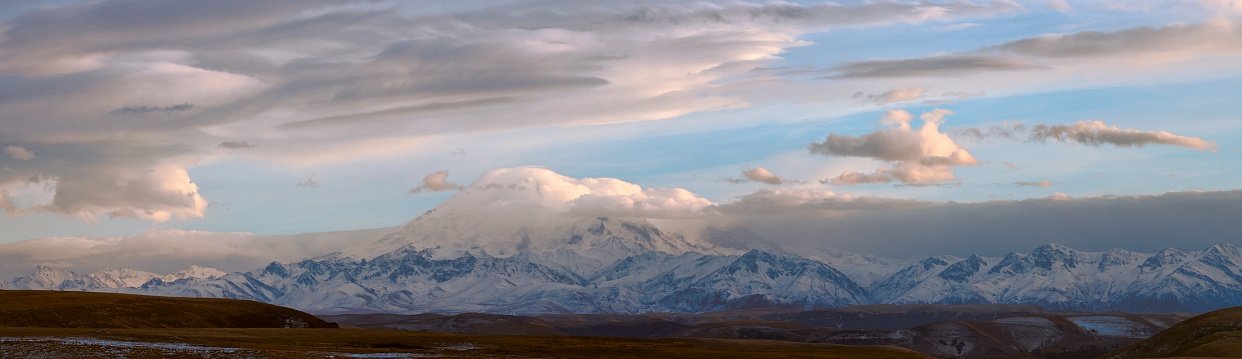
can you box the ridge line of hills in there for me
[5,217,1241,315]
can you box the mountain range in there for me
[4,168,1240,315]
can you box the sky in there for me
[1,0,1242,272]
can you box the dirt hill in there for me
[0,290,336,328]
[1107,306,1242,358]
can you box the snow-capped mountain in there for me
[871,243,1242,312]
[8,238,1242,314]
[347,168,715,263]
[4,168,1241,314]
[4,265,226,291]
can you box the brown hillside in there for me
[1106,306,1242,358]
[0,290,335,328]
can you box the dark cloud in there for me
[955,120,1215,150]
[718,189,1242,257]
[216,141,255,149]
[3,145,34,160]
[1030,121,1215,150]
[989,22,1242,59]
[111,104,193,115]
[278,97,522,130]
[0,228,392,278]
[296,176,318,189]
[832,55,1046,78]
[0,0,1052,223]
[952,122,1026,141]
[827,22,1242,79]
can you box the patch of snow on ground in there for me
[993,316,1056,328]
[1068,316,1150,337]
[0,337,240,352]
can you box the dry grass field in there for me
[0,290,930,358]
[1107,306,1242,358]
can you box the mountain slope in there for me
[872,243,1242,312]
[8,241,1242,314]
[1106,306,1242,358]
[0,290,335,328]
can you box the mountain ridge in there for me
[6,239,1242,315]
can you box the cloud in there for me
[0,0,1019,222]
[296,176,318,189]
[989,22,1242,59]
[715,188,925,216]
[823,170,895,185]
[1030,120,1216,150]
[832,54,1046,78]
[0,190,16,215]
[38,165,208,222]
[738,167,785,185]
[110,103,193,115]
[830,21,1242,78]
[809,109,978,185]
[851,89,985,105]
[952,122,1027,141]
[3,146,34,160]
[409,170,464,193]
[1014,180,1053,187]
[0,228,390,278]
[957,120,1214,150]
[1047,0,1072,12]
[853,88,926,104]
[0,141,211,223]
[438,167,714,219]
[716,189,1242,257]
[216,141,255,149]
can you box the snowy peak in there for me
[11,265,90,290]
[349,167,714,260]
[937,255,988,283]
[1099,248,1143,271]
[3,265,226,290]
[1140,248,1191,271]
[10,241,1242,314]
[90,268,160,288]
[1028,242,1083,270]
[357,215,712,265]
[165,265,227,281]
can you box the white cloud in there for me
[740,167,785,185]
[40,165,208,222]
[442,167,714,218]
[0,190,16,215]
[1015,180,1053,187]
[810,109,978,185]
[1030,120,1216,150]
[3,146,34,161]
[1048,0,1072,12]
[410,170,464,193]
[0,228,389,278]
[0,0,1020,222]
[823,170,895,185]
[853,88,927,104]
